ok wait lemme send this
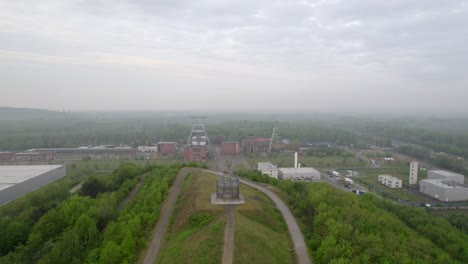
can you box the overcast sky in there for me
[1,0,467,113]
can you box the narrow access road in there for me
[222,205,235,264]
[141,168,196,264]
[118,176,146,211]
[239,179,312,264]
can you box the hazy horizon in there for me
[1,1,467,113]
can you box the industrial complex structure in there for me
[184,117,210,162]
[258,152,321,181]
[242,136,271,153]
[378,175,402,188]
[241,125,284,154]
[0,165,66,205]
[420,170,468,201]
[221,142,240,155]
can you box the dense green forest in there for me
[238,171,468,263]
[0,163,183,264]
[0,109,357,150]
[2,108,467,159]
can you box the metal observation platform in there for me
[211,173,245,205]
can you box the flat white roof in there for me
[430,170,464,177]
[258,162,277,170]
[279,167,320,174]
[421,179,468,189]
[0,165,63,186]
[0,184,13,191]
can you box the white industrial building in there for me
[427,170,465,184]
[0,165,66,205]
[378,175,402,188]
[278,167,321,181]
[419,170,467,201]
[409,161,418,185]
[262,152,321,181]
[137,146,158,153]
[257,162,278,179]
[346,170,359,177]
[420,180,468,201]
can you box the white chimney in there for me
[294,152,298,168]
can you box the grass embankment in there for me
[156,172,224,264]
[156,171,294,264]
[234,184,294,264]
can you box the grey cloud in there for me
[0,0,467,112]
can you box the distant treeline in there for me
[363,125,468,158]
[396,145,467,174]
[0,117,356,150]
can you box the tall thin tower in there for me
[268,122,280,153]
[409,161,418,185]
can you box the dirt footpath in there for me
[118,176,146,211]
[222,205,235,264]
[140,168,196,264]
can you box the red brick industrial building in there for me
[242,136,271,153]
[221,142,240,155]
[184,145,207,161]
[158,142,177,156]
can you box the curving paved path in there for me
[239,179,312,264]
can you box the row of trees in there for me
[305,147,354,157]
[396,145,467,174]
[0,165,94,257]
[237,170,468,263]
[364,125,468,158]
[0,116,358,151]
[0,163,174,264]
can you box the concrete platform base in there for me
[210,193,246,205]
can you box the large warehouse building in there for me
[427,170,465,184]
[420,180,468,201]
[420,169,468,201]
[0,165,66,205]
